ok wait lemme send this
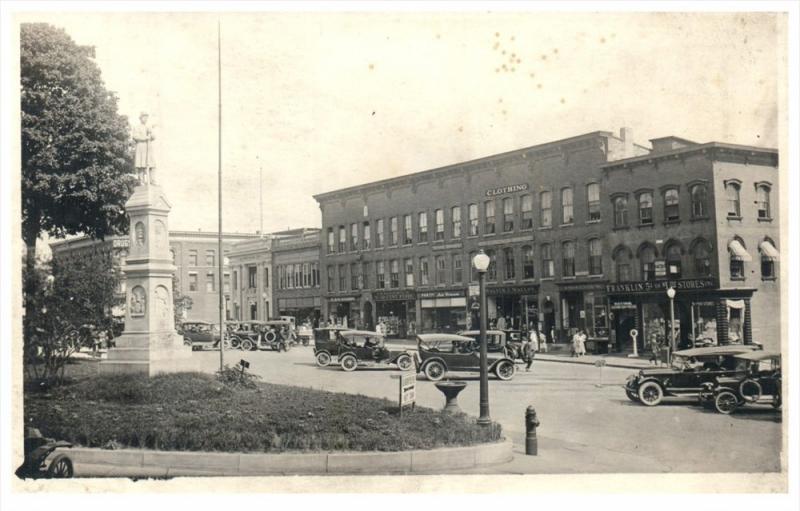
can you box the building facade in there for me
[314,129,780,351]
[228,237,273,321]
[271,228,322,324]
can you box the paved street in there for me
[185,346,783,474]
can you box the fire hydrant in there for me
[525,406,540,455]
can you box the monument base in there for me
[100,331,192,377]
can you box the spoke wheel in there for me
[240,339,254,351]
[423,361,446,381]
[494,360,515,381]
[637,381,664,406]
[714,391,739,414]
[739,379,762,403]
[47,454,73,478]
[230,337,241,350]
[396,354,413,371]
[340,354,358,372]
[315,351,331,367]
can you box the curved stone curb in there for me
[65,439,513,476]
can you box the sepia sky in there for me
[14,11,784,235]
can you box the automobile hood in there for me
[639,368,679,377]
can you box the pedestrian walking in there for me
[576,329,587,357]
[570,329,580,357]
[525,328,540,371]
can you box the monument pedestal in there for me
[100,183,191,376]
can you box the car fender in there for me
[421,356,448,372]
[388,351,413,363]
[338,349,358,361]
[488,357,515,371]
[713,384,738,395]
[636,377,665,390]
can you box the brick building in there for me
[313,129,780,352]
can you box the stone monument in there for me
[100,115,191,375]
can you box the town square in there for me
[1,4,797,508]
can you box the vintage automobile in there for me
[699,351,781,414]
[312,326,351,359]
[230,320,295,351]
[417,333,516,382]
[180,321,227,351]
[296,323,314,346]
[624,344,762,406]
[314,329,415,371]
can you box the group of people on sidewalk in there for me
[570,329,588,357]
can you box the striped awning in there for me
[728,239,752,262]
[759,240,779,261]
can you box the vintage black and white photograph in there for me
[1,1,797,505]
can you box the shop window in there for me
[405,258,414,286]
[562,241,575,277]
[390,260,400,288]
[614,196,629,227]
[638,192,652,225]
[583,292,608,338]
[756,184,771,219]
[376,219,385,248]
[362,222,371,249]
[418,212,428,242]
[520,194,533,229]
[640,245,656,281]
[452,254,463,284]
[613,246,633,282]
[522,245,535,279]
[588,238,602,275]
[327,266,334,291]
[205,250,215,267]
[486,249,497,281]
[389,217,398,245]
[468,203,479,236]
[726,182,741,217]
[663,188,680,222]
[484,200,496,234]
[419,257,430,286]
[189,272,198,291]
[540,191,552,228]
[327,228,335,254]
[376,261,385,289]
[248,266,257,288]
[759,238,778,279]
[665,244,682,278]
[403,215,413,245]
[451,206,461,238]
[561,187,574,224]
[587,183,601,221]
[434,209,444,241]
[727,300,744,342]
[435,255,446,285]
[728,238,749,280]
[188,250,198,266]
[541,243,554,278]
[339,264,347,290]
[690,184,708,218]
[502,197,514,232]
[691,302,718,345]
[503,247,516,280]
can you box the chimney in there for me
[620,127,634,158]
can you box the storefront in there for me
[486,284,539,331]
[374,290,416,338]
[606,278,754,354]
[326,295,360,329]
[557,281,610,353]
[277,296,321,326]
[419,288,467,333]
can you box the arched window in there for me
[639,244,657,281]
[638,192,653,225]
[692,239,712,277]
[613,246,633,282]
[522,245,535,279]
[587,183,601,221]
[726,182,741,217]
[690,184,708,218]
[588,239,602,275]
[503,247,516,280]
[663,188,680,222]
[756,184,771,219]
[728,237,750,279]
[614,196,629,228]
[562,241,575,277]
[665,243,682,278]
[541,243,554,278]
[759,238,778,280]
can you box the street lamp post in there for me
[472,250,491,426]
[666,287,676,363]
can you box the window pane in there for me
[468,203,479,236]
[561,188,573,224]
[540,191,552,227]
[587,183,601,221]
[484,200,496,234]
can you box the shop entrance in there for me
[542,298,555,343]
[376,300,415,338]
[614,310,638,352]
[363,301,374,331]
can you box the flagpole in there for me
[217,19,225,373]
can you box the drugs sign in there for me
[400,373,416,406]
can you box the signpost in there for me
[393,372,416,417]
[594,359,607,387]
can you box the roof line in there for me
[602,141,778,169]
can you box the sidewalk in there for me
[534,352,654,370]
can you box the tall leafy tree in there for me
[21,23,135,269]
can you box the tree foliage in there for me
[20,23,135,254]
[23,250,123,386]
[173,274,193,329]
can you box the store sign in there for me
[418,289,465,299]
[468,284,479,297]
[485,183,529,197]
[374,290,416,301]
[328,295,358,303]
[655,260,667,277]
[610,301,637,310]
[606,278,717,295]
[486,284,539,296]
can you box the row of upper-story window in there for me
[230,265,269,292]
[324,184,603,254]
[185,270,231,293]
[610,181,773,228]
[275,263,320,290]
[171,248,230,267]
[324,240,605,292]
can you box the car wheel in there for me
[230,337,241,350]
[625,389,640,402]
[739,379,762,403]
[714,391,739,414]
[340,354,358,372]
[423,360,446,381]
[772,394,782,410]
[494,360,515,381]
[637,381,664,406]
[315,351,331,367]
[396,354,413,371]
[46,454,74,478]
[240,339,254,351]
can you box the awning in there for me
[728,239,752,262]
[759,240,779,261]
[726,299,745,309]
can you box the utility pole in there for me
[217,19,225,373]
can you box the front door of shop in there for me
[363,301,374,331]
[615,313,637,353]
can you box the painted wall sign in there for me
[327,295,359,302]
[486,284,539,296]
[418,289,465,299]
[606,278,717,295]
[485,183,529,197]
[374,290,416,301]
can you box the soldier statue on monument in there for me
[132,111,156,185]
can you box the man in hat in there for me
[132,112,156,184]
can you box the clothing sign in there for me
[485,183,529,197]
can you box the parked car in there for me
[312,326,351,364]
[458,329,516,355]
[180,321,226,351]
[314,330,414,371]
[296,323,313,346]
[699,351,781,414]
[230,320,294,351]
[624,344,762,406]
[417,333,516,382]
